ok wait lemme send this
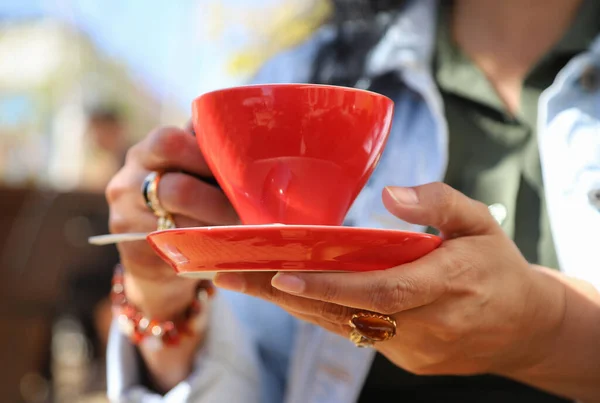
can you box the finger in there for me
[130,126,212,177]
[214,272,357,323]
[109,198,157,234]
[269,251,448,314]
[115,209,211,278]
[287,303,451,367]
[158,172,238,225]
[107,161,232,226]
[213,273,352,339]
[107,169,210,272]
[108,192,171,275]
[382,182,500,238]
[112,204,212,276]
[285,309,350,339]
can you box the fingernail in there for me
[385,186,419,205]
[213,272,246,292]
[271,273,305,294]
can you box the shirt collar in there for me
[365,0,439,77]
[365,0,600,79]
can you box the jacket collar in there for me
[592,36,600,54]
[365,0,600,79]
[365,0,438,78]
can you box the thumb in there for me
[382,182,500,238]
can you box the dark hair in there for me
[331,0,407,22]
[309,0,408,87]
[88,106,123,124]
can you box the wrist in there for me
[113,265,214,349]
[124,270,199,321]
[495,268,600,401]
[495,266,567,377]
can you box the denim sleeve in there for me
[539,55,600,291]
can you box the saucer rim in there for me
[147,224,441,241]
[147,224,442,274]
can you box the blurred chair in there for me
[0,186,117,403]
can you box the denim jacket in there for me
[108,1,600,401]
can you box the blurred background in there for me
[0,1,328,402]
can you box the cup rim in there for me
[193,83,394,104]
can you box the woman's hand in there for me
[107,125,238,318]
[213,183,565,376]
[105,125,238,391]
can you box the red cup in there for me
[192,84,394,226]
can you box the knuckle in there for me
[269,289,291,306]
[369,277,417,314]
[161,173,195,209]
[435,182,456,208]
[148,126,186,164]
[317,303,349,323]
[108,211,131,235]
[472,199,498,227]
[470,198,489,214]
[444,248,471,279]
[369,279,401,314]
[444,249,485,291]
[433,315,469,343]
[105,171,127,205]
[124,142,141,165]
[423,182,457,229]
[319,281,342,303]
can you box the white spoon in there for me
[88,233,149,245]
[88,223,286,245]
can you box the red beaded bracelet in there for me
[111,264,214,350]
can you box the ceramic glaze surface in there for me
[147,225,442,274]
[192,84,394,225]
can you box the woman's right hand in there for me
[106,125,239,392]
[106,125,239,320]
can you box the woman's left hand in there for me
[213,182,565,376]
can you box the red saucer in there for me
[147,225,442,277]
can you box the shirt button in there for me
[588,188,600,210]
[579,65,600,92]
[488,203,508,225]
[317,363,351,383]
